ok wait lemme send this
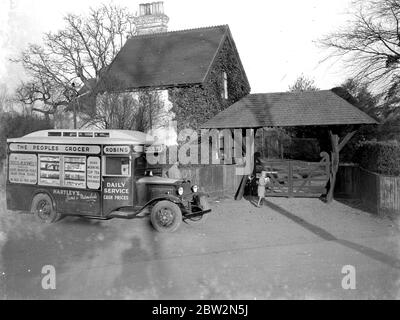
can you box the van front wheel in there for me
[31,194,61,224]
[150,201,182,233]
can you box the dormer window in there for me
[222,71,228,100]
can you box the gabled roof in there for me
[101,25,248,90]
[201,90,378,129]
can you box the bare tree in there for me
[81,91,136,129]
[0,85,7,113]
[80,75,167,131]
[320,0,400,89]
[13,4,136,118]
[137,90,169,132]
[0,84,15,113]
[288,74,319,92]
[15,75,72,119]
[81,90,167,131]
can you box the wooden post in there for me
[288,161,293,197]
[327,130,356,203]
[327,132,339,203]
[261,128,265,158]
[235,128,256,200]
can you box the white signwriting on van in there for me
[104,146,130,154]
[9,143,101,154]
[87,157,101,189]
[8,154,38,185]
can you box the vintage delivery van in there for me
[6,130,210,232]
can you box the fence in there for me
[256,158,329,198]
[334,163,360,199]
[335,164,400,216]
[171,156,330,199]
[163,164,243,198]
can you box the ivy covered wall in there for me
[168,38,251,131]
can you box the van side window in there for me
[104,157,130,177]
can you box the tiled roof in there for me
[201,90,378,128]
[102,25,233,90]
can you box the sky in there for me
[0,0,355,94]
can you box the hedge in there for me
[356,141,400,176]
[0,112,53,160]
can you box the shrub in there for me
[356,140,400,176]
[283,137,321,161]
[340,124,379,163]
[0,112,53,160]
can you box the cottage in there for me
[79,2,250,145]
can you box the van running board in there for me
[109,209,150,220]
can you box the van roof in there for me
[7,129,155,145]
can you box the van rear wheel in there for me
[150,201,182,233]
[31,194,61,224]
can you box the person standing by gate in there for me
[257,171,270,207]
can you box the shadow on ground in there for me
[335,197,377,215]
[0,215,118,299]
[261,199,400,270]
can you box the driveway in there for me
[0,191,399,299]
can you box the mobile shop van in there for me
[6,130,210,232]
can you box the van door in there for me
[102,156,133,215]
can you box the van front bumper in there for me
[181,193,211,218]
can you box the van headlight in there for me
[191,185,198,193]
[177,187,184,196]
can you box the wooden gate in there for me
[255,152,330,198]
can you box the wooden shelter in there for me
[201,90,378,202]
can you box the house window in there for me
[222,71,228,99]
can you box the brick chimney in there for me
[136,2,169,35]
